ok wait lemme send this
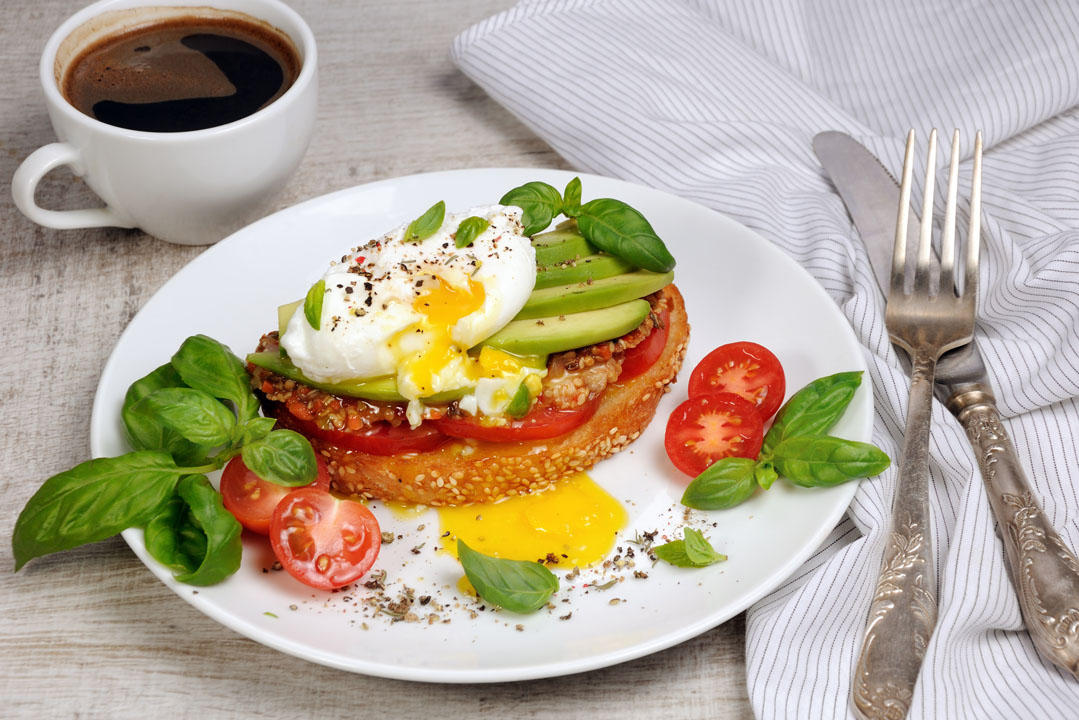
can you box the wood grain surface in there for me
[0,2,752,717]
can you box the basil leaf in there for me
[144,494,207,575]
[168,475,242,585]
[755,461,779,490]
[405,200,446,241]
[654,529,727,568]
[241,429,317,487]
[761,371,863,457]
[241,416,277,445]
[121,363,205,465]
[683,528,727,565]
[681,457,756,510]
[12,451,184,570]
[562,177,582,218]
[504,383,531,419]
[457,539,558,613]
[134,387,236,448]
[772,436,891,487]
[304,278,325,331]
[455,216,489,248]
[171,334,259,422]
[500,181,563,236]
[577,198,676,272]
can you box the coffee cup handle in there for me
[12,143,137,230]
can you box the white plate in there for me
[91,168,871,683]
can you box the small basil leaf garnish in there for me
[12,451,184,570]
[653,528,727,568]
[167,475,242,585]
[240,429,317,487]
[405,200,446,241]
[457,539,558,613]
[133,387,236,448]
[121,363,205,465]
[500,181,563,236]
[241,416,277,445]
[455,216,489,248]
[562,177,582,218]
[754,461,779,490]
[771,436,891,487]
[760,371,862,458]
[171,334,259,422]
[504,383,532,419]
[681,457,756,510]
[577,198,676,272]
[304,278,325,331]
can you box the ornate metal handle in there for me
[949,394,1079,678]
[853,348,939,720]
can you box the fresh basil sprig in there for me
[13,336,318,579]
[145,475,242,586]
[561,177,582,218]
[455,216,489,248]
[680,369,888,510]
[304,278,325,331]
[500,181,563,236]
[457,539,558,613]
[405,200,446,241]
[772,436,891,487]
[653,528,727,568]
[576,198,676,273]
[171,335,260,423]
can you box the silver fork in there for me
[853,128,982,720]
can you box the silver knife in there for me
[814,131,1079,685]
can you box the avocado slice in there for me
[278,299,301,338]
[483,299,651,355]
[247,351,468,403]
[535,253,636,289]
[532,228,595,266]
[515,270,673,320]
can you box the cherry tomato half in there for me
[269,488,381,590]
[688,341,785,420]
[618,308,670,382]
[432,395,601,442]
[220,454,330,535]
[269,402,450,455]
[664,392,764,477]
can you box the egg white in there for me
[281,205,536,400]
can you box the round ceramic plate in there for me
[91,168,871,682]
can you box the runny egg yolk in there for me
[391,276,485,398]
[437,473,628,567]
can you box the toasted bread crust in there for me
[265,284,688,506]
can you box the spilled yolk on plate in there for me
[437,472,627,567]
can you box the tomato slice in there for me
[269,488,381,590]
[432,395,601,442]
[269,402,450,455]
[688,341,785,420]
[664,392,764,477]
[220,454,330,535]
[618,308,670,381]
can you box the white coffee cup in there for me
[12,0,317,245]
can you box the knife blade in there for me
[813,131,1079,680]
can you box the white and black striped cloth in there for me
[452,1,1079,717]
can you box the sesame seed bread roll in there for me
[265,284,689,506]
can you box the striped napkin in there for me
[452,1,1079,716]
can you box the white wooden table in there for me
[0,2,752,717]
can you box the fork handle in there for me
[947,392,1079,678]
[853,348,938,720]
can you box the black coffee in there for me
[63,15,300,132]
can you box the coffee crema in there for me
[62,14,300,133]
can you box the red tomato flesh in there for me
[432,395,601,442]
[618,308,670,382]
[220,454,330,535]
[269,488,381,590]
[688,341,785,420]
[270,403,450,455]
[664,392,764,477]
